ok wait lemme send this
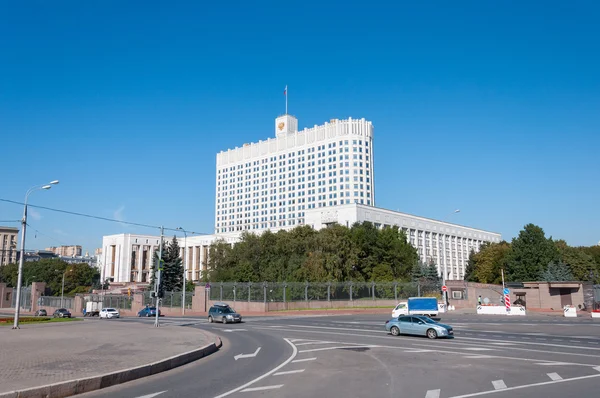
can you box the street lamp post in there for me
[177,227,187,315]
[61,269,71,308]
[13,180,59,329]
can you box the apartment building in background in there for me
[0,226,19,266]
[45,245,82,257]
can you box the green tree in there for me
[467,242,511,284]
[0,258,98,295]
[505,224,558,282]
[541,260,573,281]
[464,249,477,282]
[150,236,183,292]
[555,240,595,281]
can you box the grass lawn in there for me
[0,316,83,326]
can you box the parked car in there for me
[53,308,72,318]
[34,309,47,317]
[99,308,120,319]
[385,315,453,339]
[208,302,242,323]
[137,307,161,317]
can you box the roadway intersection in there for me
[80,313,600,398]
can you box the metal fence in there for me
[11,287,32,310]
[39,295,74,309]
[208,281,441,303]
[143,291,195,309]
[83,294,133,310]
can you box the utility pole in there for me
[177,227,187,315]
[154,226,164,328]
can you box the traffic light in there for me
[127,288,131,298]
[157,280,164,299]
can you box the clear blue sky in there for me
[1,1,599,254]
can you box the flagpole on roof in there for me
[285,85,288,115]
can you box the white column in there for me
[137,246,143,282]
[453,236,459,280]
[192,246,198,281]
[200,245,206,275]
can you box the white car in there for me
[99,308,120,319]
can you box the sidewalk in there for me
[0,319,218,395]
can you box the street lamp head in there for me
[42,185,52,190]
[49,180,59,185]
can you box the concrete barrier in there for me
[507,306,527,316]
[564,306,577,318]
[591,311,600,319]
[438,303,446,313]
[476,305,526,316]
[0,338,222,398]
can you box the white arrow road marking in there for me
[594,366,600,372]
[235,347,261,360]
[425,389,441,398]
[135,392,167,398]
[547,373,562,381]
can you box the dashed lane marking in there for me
[299,345,380,353]
[294,341,340,346]
[448,373,600,398]
[489,343,516,346]
[273,369,305,376]
[240,385,284,392]
[535,362,574,366]
[547,372,562,381]
[292,357,317,363]
[464,355,494,359]
[462,348,494,351]
[425,389,441,398]
[492,380,507,390]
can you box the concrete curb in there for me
[0,337,222,398]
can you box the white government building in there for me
[100,114,501,284]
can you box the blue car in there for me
[138,307,161,317]
[385,315,453,339]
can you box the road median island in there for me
[0,320,221,398]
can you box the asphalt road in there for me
[79,313,600,398]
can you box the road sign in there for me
[442,285,447,292]
[503,288,510,295]
[504,294,511,311]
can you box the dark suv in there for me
[53,308,72,318]
[208,302,242,324]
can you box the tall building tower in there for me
[215,115,375,234]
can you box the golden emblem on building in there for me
[278,122,285,131]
